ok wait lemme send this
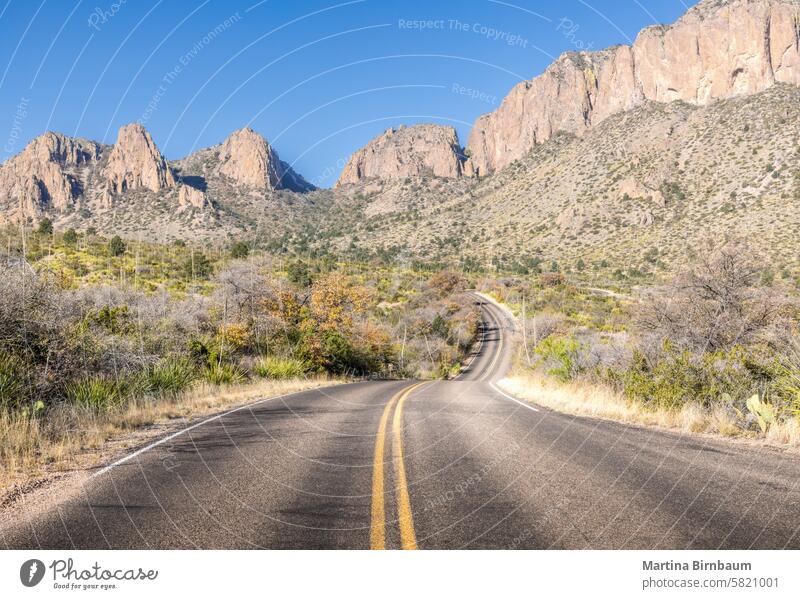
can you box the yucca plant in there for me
[145,356,197,394]
[204,362,247,385]
[66,377,124,411]
[254,356,310,380]
[0,353,25,410]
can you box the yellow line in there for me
[370,382,426,550]
[392,382,426,550]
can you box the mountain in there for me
[0,123,314,240]
[0,132,104,222]
[335,125,468,186]
[1,0,798,271]
[328,83,800,274]
[103,123,176,196]
[465,0,800,175]
[173,127,312,193]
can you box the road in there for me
[3,296,800,549]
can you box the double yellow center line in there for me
[370,381,428,550]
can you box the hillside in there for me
[324,84,800,281]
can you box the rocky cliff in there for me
[336,125,467,186]
[216,127,312,192]
[466,0,800,175]
[103,123,176,194]
[0,132,103,221]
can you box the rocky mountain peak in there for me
[466,0,800,175]
[336,124,467,187]
[217,127,282,190]
[103,123,175,194]
[215,127,313,192]
[0,132,103,221]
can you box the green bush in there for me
[615,345,761,411]
[109,235,126,256]
[37,218,53,235]
[535,336,581,382]
[230,241,250,259]
[287,260,312,287]
[204,362,247,385]
[183,251,214,280]
[63,229,78,246]
[254,356,309,379]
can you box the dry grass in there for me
[499,373,800,449]
[0,376,343,491]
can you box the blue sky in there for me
[0,0,698,187]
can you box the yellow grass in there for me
[499,373,800,449]
[1,376,343,491]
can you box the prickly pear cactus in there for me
[746,394,775,434]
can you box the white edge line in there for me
[490,381,540,413]
[92,385,331,478]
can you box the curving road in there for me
[3,296,800,549]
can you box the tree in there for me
[37,218,53,235]
[109,235,126,257]
[635,242,791,352]
[287,260,312,287]
[183,251,213,280]
[230,241,250,259]
[63,229,78,246]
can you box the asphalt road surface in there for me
[3,296,800,549]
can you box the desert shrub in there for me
[37,218,53,235]
[109,235,126,256]
[63,229,78,246]
[539,272,566,288]
[771,347,800,417]
[86,305,132,334]
[217,323,251,351]
[287,260,312,287]
[297,329,356,374]
[524,313,565,345]
[204,362,247,385]
[612,344,765,411]
[635,242,794,353]
[184,251,213,279]
[427,270,467,297]
[255,356,309,379]
[535,336,582,382]
[230,241,250,259]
